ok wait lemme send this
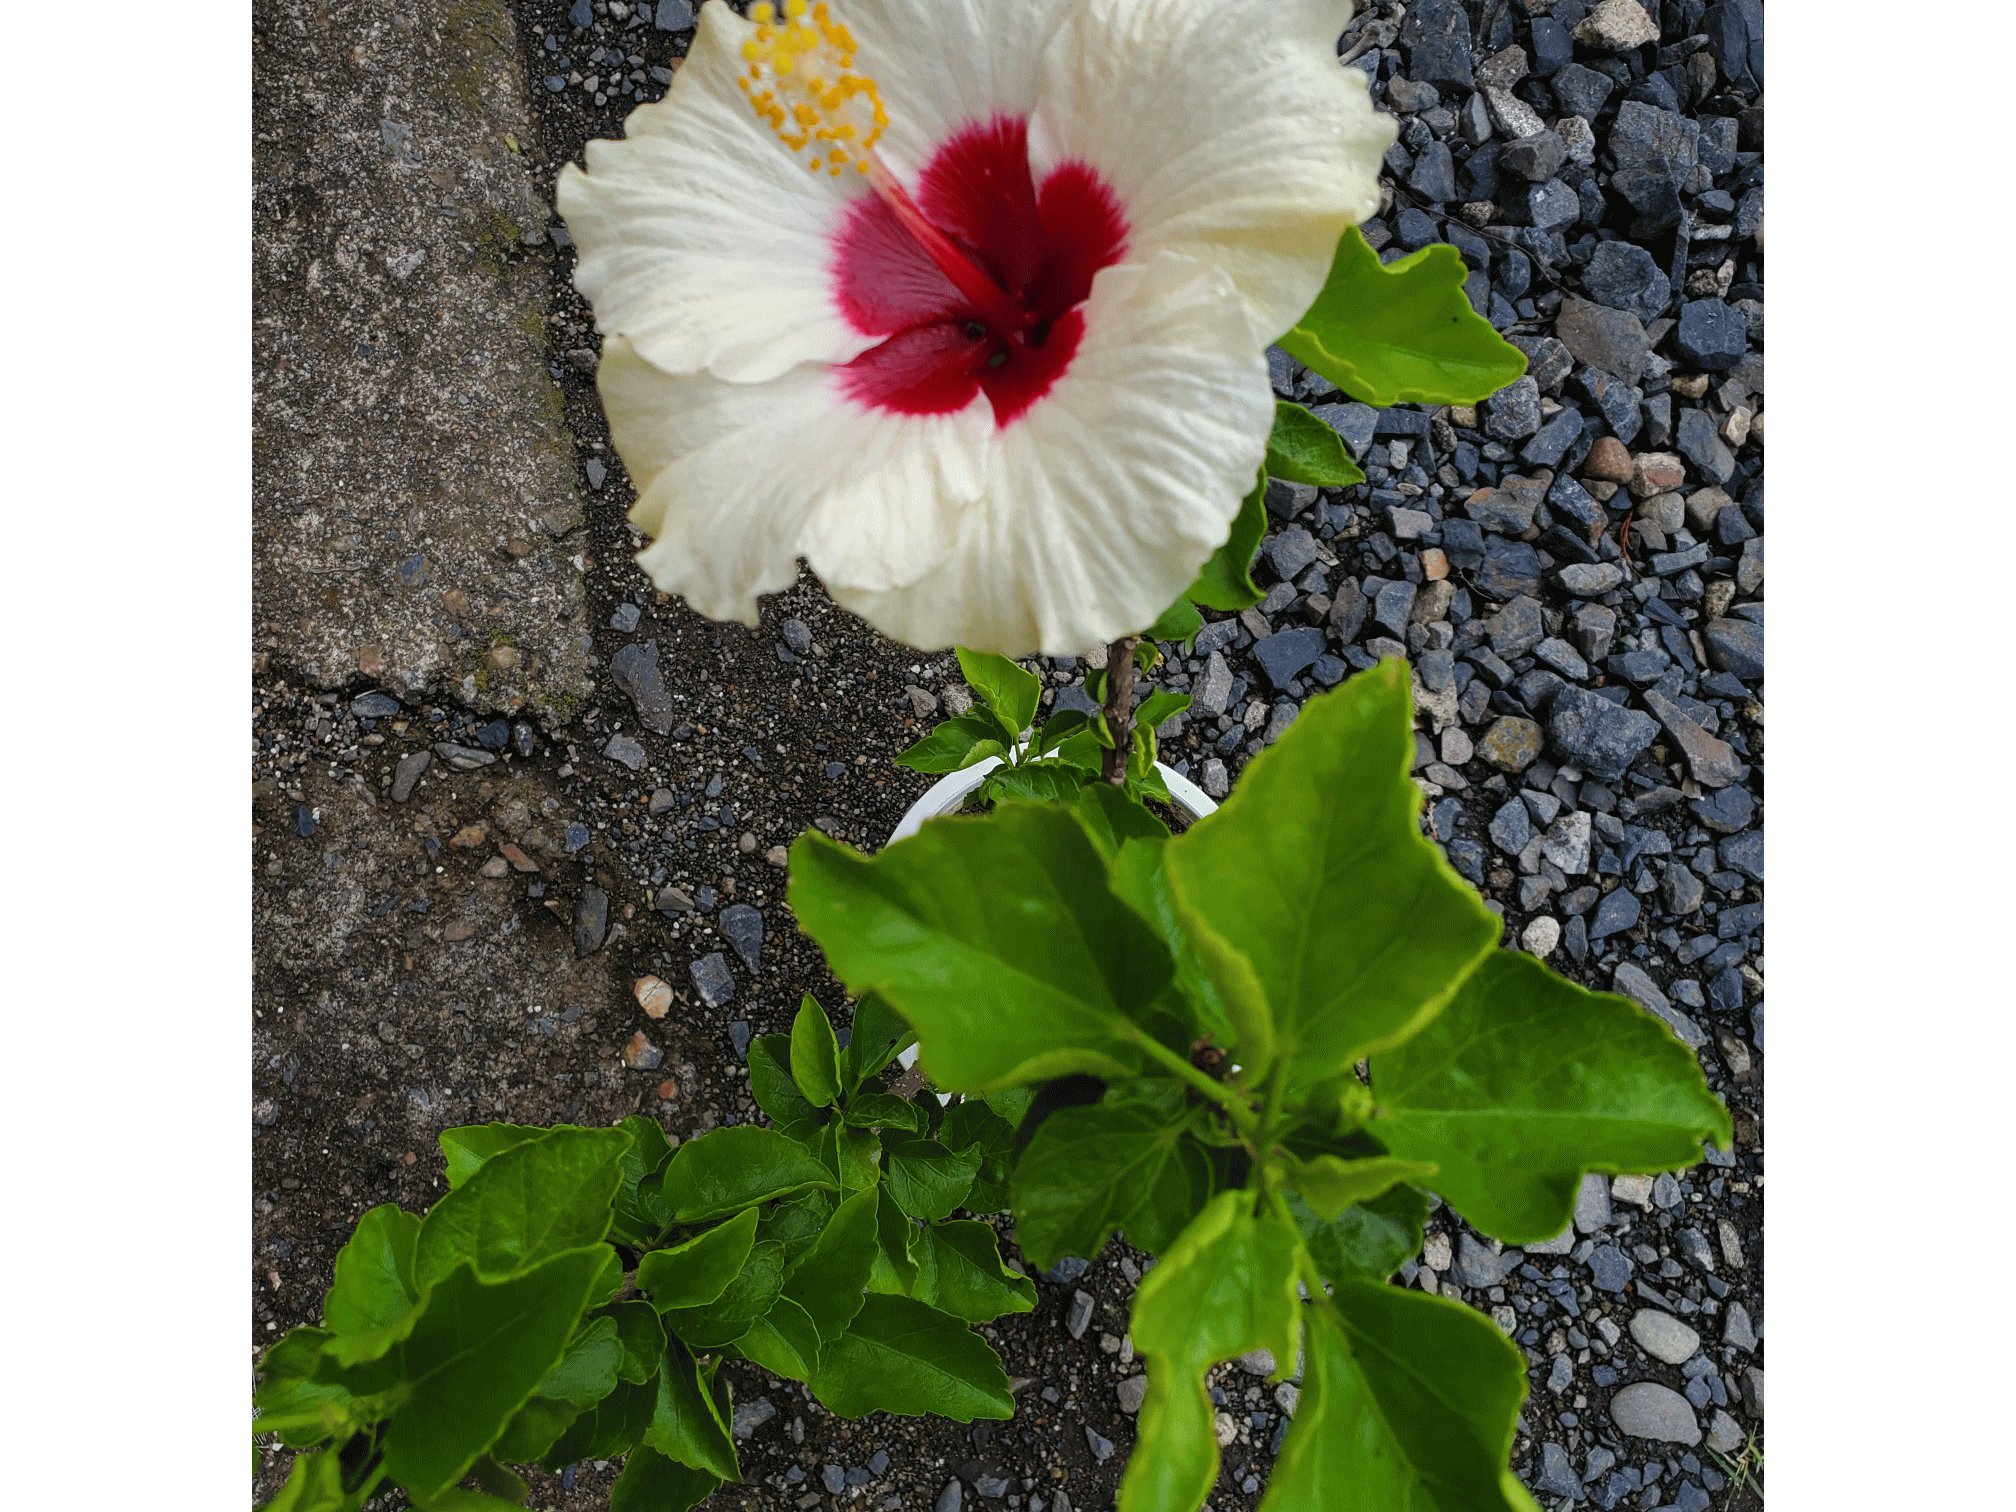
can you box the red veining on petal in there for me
[829,114,1128,427]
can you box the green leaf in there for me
[1265,398,1368,486]
[1262,1281,1535,1512]
[1184,472,1268,612]
[885,1139,980,1221]
[437,1124,552,1189]
[468,1456,531,1504]
[534,1315,623,1409]
[1287,1155,1440,1221]
[1011,1099,1209,1270]
[791,993,843,1109]
[894,715,1010,775]
[956,647,1041,736]
[747,1034,823,1145]
[414,1127,632,1290]
[810,1295,1014,1421]
[1164,661,1500,1088]
[842,1092,922,1132]
[789,807,1172,1091]
[1287,1184,1429,1285]
[413,1490,532,1512]
[254,1329,394,1449]
[1135,689,1192,731]
[759,1187,836,1264]
[1033,707,1090,758]
[537,1379,655,1471]
[978,761,1093,807]
[640,1209,763,1312]
[260,1446,377,1512]
[1278,225,1528,407]
[730,1295,824,1383]
[1105,838,1235,1053]
[1143,593,1203,645]
[491,1394,580,1465]
[610,1116,675,1246]
[379,1245,611,1502]
[660,1241,786,1349]
[939,1100,1016,1214]
[610,1444,721,1512]
[322,1205,420,1336]
[868,1186,921,1295]
[603,1300,669,1385]
[781,1186,881,1341]
[819,1119,884,1199]
[657,1126,836,1224]
[1071,783,1169,862]
[644,1340,740,1482]
[1119,1192,1302,1512]
[909,1221,1037,1322]
[1372,948,1735,1242]
[844,992,916,1089]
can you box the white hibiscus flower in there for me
[557,0,1393,656]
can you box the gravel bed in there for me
[253,2,1763,1508]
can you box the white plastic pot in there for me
[885,756,1217,1081]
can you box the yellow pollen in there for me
[737,0,884,175]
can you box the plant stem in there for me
[1127,1025,1260,1140]
[1100,636,1138,784]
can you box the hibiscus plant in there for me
[256,2,1732,1508]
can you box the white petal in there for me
[1031,0,1395,345]
[601,337,994,625]
[839,0,1078,176]
[828,253,1274,657]
[555,3,871,382]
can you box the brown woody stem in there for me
[1100,636,1138,784]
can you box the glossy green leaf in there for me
[610,1444,720,1512]
[537,1379,655,1471]
[894,715,1010,775]
[437,1124,552,1189]
[1033,707,1090,758]
[789,806,1172,1091]
[657,1125,836,1224]
[781,1186,881,1341]
[1071,782,1169,862]
[978,761,1093,807]
[760,1187,835,1264]
[844,993,916,1089]
[534,1315,623,1409]
[379,1246,610,1502]
[1011,1099,1210,1270]
[1143,593,1203,645]
[731,1294,824,1383]
[791,994,843,1109]
[414,1489,531,1512]
[413,1127,631,1290]
[322,1205,420,1336]
[254,1328,394,1449]
[842,1091,922,1132]
[603,1300,669,1385]
[1106,838,1236,1053]
[261,1446,376,1512]
[1278,226,1528,407]
[819,1119,883,1199]
[468,1457,531,1504]
[1372,948,1735,1242]
[1265,398,1367,486]
[644,1340,739,1482]
[637,1207,758,1312]
[660,1241,786,1349]
[1263,1281,1537,1512]
[747,1034,823,1146]
[1135,689,1192,732]
[909,1221,1037,1322]
[869,1186,921,1295]
[610,1115,675,1246]
[1288,1184,1428,1284]
[810,1294,1014,1421]
[491,1394,580,1465]
[1288,1155,1440,1221]
[956,647,1041,736]
[1164,661,1499,1088]
[1185,472,1268,612]
[1119,1192,1302,1512]
[940,1100,1016,1214]
[886,1139,980,1221]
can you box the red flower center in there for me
[829,115,1129,428]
